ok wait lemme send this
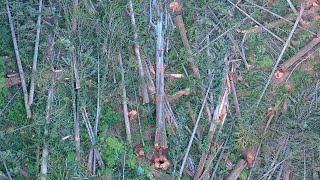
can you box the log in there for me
[154,16,167,149]
[279,37,320,72]
[174,15,200,79]
[40,80,55,180]
[71,72,81,161]
[29,0,43,105]
[118,52,132,143]
[128,0,149,104]
[174,14,212,124]
[72,0,80,89]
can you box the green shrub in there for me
[0,22,13,56]
[100,101,122,128]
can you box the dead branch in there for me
[178,74,215,180]
[40,80,55,180]
[194,71,230,180]
[173,14,212,124]
[80,107,104,167]
[229,0,293,47]
[210,139,229,180]
[226,159,248,180]
[118,52,132,144]
[279,37,320,72]
[200,141,225,180]
[29,0,43,105]
[6,1,32,118]
[254,6,304,113]
[229,74,241,117]
[91,59,101,175]
[2,160,12,180]
[128,0,149,104]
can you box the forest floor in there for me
[0,0,320,180]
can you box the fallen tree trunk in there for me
[118,52,132,144]
[72,0,80,89]
[154,17,167,149]
[173,14,212,124]
[29,0,43,105]
[71,69,81,161]
[40,80,55,180]
[174,15,200,79]
[279,36,320,72]
[226,159,248,180]
[178,75,215,180]
[6,1,32,118]
[128,0,149,104]
[194,71,230,179]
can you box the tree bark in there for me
[128,0,149,104]
[29,0,43,105]
[118,52,132,144]
[6,1,32,118]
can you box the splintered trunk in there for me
[6,1,32,118]
[128,0,149,104]
[154,14,167,149]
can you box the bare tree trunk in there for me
[40,80,55,180]
[118,52,132,144]
[6,1,32,118]
[29,0,43,105]
[128,0,149,104]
